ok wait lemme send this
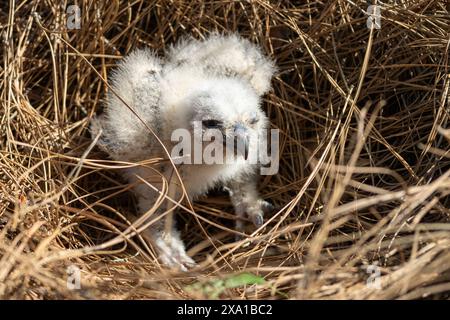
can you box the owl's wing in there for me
[90,49,163,161]
[166,34,276,96]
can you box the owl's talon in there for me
[182,256,197,269]
[252,213,264,227]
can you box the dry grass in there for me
[1,0,450,299]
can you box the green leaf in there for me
[224,273,265,288]
[185,273,265,299]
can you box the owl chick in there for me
[90,34,276,270]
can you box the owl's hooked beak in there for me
[233,123,249,159]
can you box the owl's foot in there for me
[141,228,196,271]
[234,199,275,241]
[154,233,196,271]
[246,199,275,228]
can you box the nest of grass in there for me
[1,0,450,299]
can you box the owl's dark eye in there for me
[202,119,222,129]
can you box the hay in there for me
[1,0,449,299]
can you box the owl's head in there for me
[182,77,269,160]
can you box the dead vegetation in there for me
[0,0,449,299]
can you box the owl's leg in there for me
[127,166,195,271]
[226,177,273,239]
[137,199,195,271]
